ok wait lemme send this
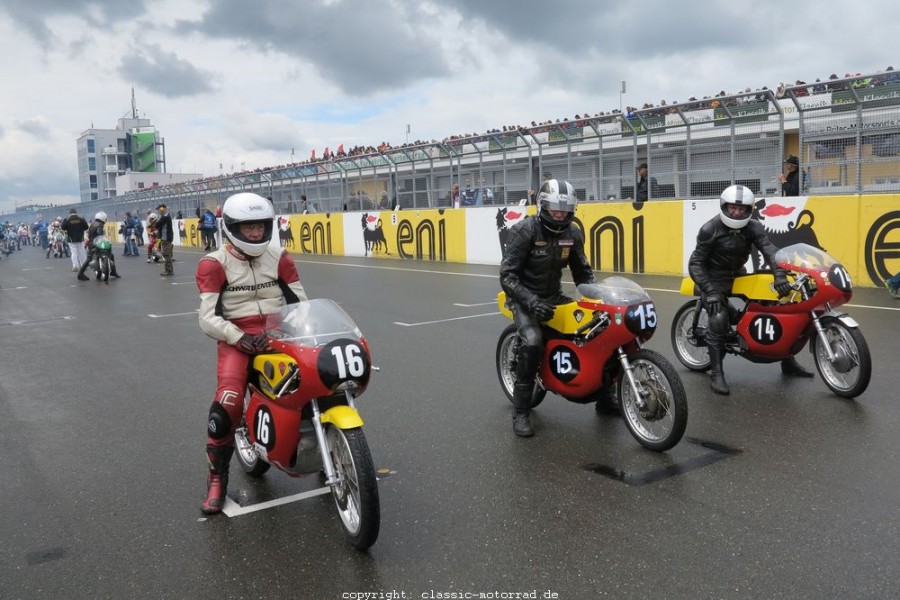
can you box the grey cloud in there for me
[1,0,152,48]
[15,118,52,138]
[118,45,217,98]
[175,0,448,96]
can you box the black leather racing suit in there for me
[688,216,785,348]
[499,216,594,399]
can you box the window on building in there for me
[86,139,95,153]
[138,182,145,189]
[88,157,96,171]
[89,175,97,189]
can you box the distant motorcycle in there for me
[91,236,113,283]
[671,243,871,398]
[496,277,688,452]
[48,232,69,258]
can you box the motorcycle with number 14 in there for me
[671,243,871,398]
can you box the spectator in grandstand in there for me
[636,163,659,202]
[779,155,800,196]
[446,183,461,208]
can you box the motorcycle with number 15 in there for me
[233,298,380,550]
[497,277,688,452]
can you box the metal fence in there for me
[6,71,899,225]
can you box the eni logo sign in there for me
[864,210,900,285]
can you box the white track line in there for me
[395,311,500,327]
[221,487,330,517]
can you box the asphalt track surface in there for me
[1,243,899,600]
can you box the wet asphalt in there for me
[1,243,899,600]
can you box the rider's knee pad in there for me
[207,403,233,440]
[515,340,543,381]
[707,309,730,336]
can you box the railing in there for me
[6,71,899,223]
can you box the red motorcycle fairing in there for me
[245,393,303,473]
[538,300,654,399]
[733,307,813,359]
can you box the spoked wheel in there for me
[233,423,271,477]
[671,300,711,372]
[619,349,688,452]
[326,425,380,551]
[811,317,871,398]
[495,324,547,409]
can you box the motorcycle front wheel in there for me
[495,324,547,409]
[619,349,688,452]
[811,317,872,398]
[326,425,380,551]
[671,300,711,372]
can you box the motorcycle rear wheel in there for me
[99,256,110,283]
[619,349,688,452]
[671,300,711,372]
[495,324,547,409]
[811,317,872,398]
[233,423,271,477]
[326,425,380,551]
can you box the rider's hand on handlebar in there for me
[773,274,792,298]
[705,294,722,317]
[528,298,556,322]
[236,333,271,355]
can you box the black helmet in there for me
[538,179,577,234]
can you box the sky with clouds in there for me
[0,0,895,214]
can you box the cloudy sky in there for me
[0,0,894,214]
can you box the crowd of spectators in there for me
[162,67,898,192]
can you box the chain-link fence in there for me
[5,71,899,224]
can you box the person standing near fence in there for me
[779,155,800,196]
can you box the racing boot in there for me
[708,346,730,395]
[594,385,620,415]
[511,382,534,437]
[201,445,233,514]
[781,356,814,378]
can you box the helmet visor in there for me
[723,203,752,219]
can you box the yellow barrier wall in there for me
[204,194,900,288]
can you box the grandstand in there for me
[4,70,899,223]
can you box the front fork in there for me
[309,392,359,487]
[616,347,647,411]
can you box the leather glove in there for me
[773,274,792,298]
[236,333,271,355]
[705,294,722,317]
[528,298,556,322]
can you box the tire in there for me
[326,425,380,551]
[99,256,110,283]
[671,300,711,372]
[495,324,547,409]
[233,422,271,477]
[811,317,872,399]
[619,349,688,452]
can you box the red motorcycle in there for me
[496,277,688,452]
[671,243,871,398]
[233,299,380,550]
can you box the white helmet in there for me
[719,185,754,229]
[94,211,108,224]
[221,192,275,257]
[538,179,578,234]
[147,212,159,224]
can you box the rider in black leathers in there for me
[499,179,595,437]
[76,211,120,281]
[688,184,813,395]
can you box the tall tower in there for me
[75,90,166,203]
